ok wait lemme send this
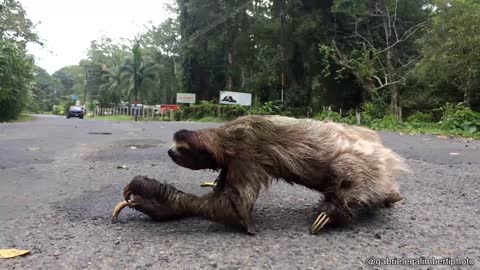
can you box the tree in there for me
[29,65,61,112]
[0,40,34,121]
[83,37,130,105]
[322,0,428,119]
[122,41,158,101]
[414,0,480,109]
[0,0,39,120]
[52,65,84,98]
[0,0,40,48]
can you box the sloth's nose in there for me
[168,148,175,158]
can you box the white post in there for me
[356,107,361,125]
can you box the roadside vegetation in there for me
[1,0,479,139]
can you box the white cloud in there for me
[20,0,174,74]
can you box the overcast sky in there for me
[20,0,174,74]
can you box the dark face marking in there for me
[168,130,218,170]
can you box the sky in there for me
[20,0,174,74]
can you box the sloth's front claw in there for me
[310,212,330,235]
[111,199,137,223]
[200,181,217,188]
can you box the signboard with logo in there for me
[176,93,196,104]
[219,91,252,106]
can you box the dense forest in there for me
[1,0,480,130]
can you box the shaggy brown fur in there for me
[121,115,409,234]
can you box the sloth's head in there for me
[167,129,219,170]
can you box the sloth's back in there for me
[241,114,381,144]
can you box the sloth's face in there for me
[167,129,217,170]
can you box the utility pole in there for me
[83,69,87,106]
[133,40,140,121]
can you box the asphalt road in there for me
[0,115,478,270]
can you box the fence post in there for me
[356,107,361,125]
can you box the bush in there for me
[406,112,434,123]
[339,113,358,125]
[87,101,96,112]
[53,101,66,115]
[172,101,248,121]
[250,101,283,115]
[441,102,480,134]
[52,101,75,115]
[361,101,387,119]
[314,108,342,122]
[370,114,402,130]
[220,105,248,120]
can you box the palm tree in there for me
[98,40,165,119]
[100,53,127,105]
[121,41,161,120]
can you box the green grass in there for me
[366,121,480,140]
[6,113,34,123]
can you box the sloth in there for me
[112,115,409,234]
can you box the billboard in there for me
[176,93,196,104]
[219,91,252,106]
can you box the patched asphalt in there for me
[0,115,478,269]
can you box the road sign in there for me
[176,93,196,104]
[219,91,252,106]
[71,95,78,100]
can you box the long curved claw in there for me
[310,212,330,235]
[200,181,217,188]
[111,199,138,223]
[112,201,129,223]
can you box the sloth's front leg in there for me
[112,175,254,234]
[310,196,352,234]
[112,176,187,222]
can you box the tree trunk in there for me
[226,51,233,90]
[463,90,471,108]
[391,85,402,121]
[351,69,374,100]
[240,68,245,89]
